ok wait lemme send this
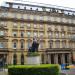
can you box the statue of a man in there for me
[28,37,39,52]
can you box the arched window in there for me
[21,31,24,37]
[13,54,17,65]
[27,39,32,49]
[20,40,24,49]
[12,42,17,49]
[21,54,24,65]
[12,40,18,49]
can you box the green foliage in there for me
[8,64,59,75]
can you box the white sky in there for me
[0,0,75,9]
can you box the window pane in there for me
[13,32,17,37]
[27,32,31,37]
[0,42,4,48]
[0,31,4,36]
[13,42,17,49]
[21,31,24,37]
[21,41,24,49]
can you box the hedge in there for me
[8,64,59,75]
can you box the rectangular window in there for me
[21,31,24,37]
[0,21,7,27]
[0,42,4,48]
[62,41,66,48]
[27,32,31,37]
[40,32,44,38]
[61,32,65,38]
[13,23,17,28]
[1,12,8,17]
[27,24,31,28]
[55,32,59,38]
[39,16,43,20]
[55,41,60,48]
[48,32,52,38]
[39,42,44,49]
[40,25,43,29]
[20,23,24,28]
[34,24,37,28]
[0,31,4,36]
[33,32,37,37]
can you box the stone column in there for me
[6,54,8,65]
[68,53,72,64]
[7,53,13,65]
[54,54,58,64]
[61,54,65,64]
[48,54,51,64]
[43,53,47,64]
[17,53,21,65]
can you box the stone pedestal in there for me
[26,56,41,65]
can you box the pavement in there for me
[0,68,8,75]
[60,69,75,75]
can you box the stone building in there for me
[0,1,75,65]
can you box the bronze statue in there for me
[28,37,39,52]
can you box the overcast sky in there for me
[0,0,75,9]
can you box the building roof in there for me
[1,1,75,15]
